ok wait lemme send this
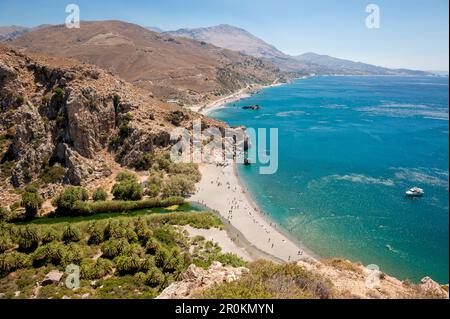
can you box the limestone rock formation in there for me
[157,262,249,299]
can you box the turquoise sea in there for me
[209,76,449,283]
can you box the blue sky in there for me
[0,0,448,70]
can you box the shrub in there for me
[88,223,104,245]
[32,242,65,266]
[134,218,153,242]
[80,258,114,280]
[0,252,30,276]
[155,247,183,273]
[101,239,129,259]
[161,175,196,198]
[16,95,25,105]
[121,243,145,257]
[0,234,14,253]
[52,186,89,214]
[114,254,141,274]
[113,94,121,108]
[214,253,246,268]
[153,152,172,171]
[61,243,84,265]
[166,110,187,126]
[53,87,64,102]
[133,153,153,171]
[145,238,160,255]
[39,165,66,184]
[144,266,165,287]
[62,225,82,243]
[112,179,143,201]
[0,206,9,222]
[21,186,43,220]
[146,172,163,198]
[169,163,201,183]
[116,170,138,182]
[200,260,332,299]
[119,113,133,137]
[18,225,40,252]
[92,187,108,201]
[41,227,60,244]
[140,255,156,272]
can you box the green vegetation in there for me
[200,260,333,299]
[52,186,89,214]
[15,95,25,105]
[162,175,196,198]
[92,187,108,202]
[0,206,9,222]
[39,165,65,185]
[119,113,133,138]
[72,197,185,215]
[21,186,43,220]
[53,87,64,101]
[166,110,188,126]
[112,171,143,201]
[0,211,234,299]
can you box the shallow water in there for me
[210,76,449,283]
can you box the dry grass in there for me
[321,258,364,274]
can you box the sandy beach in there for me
[190,162,316,263]
[190,80,284,115]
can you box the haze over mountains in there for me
[1,21,432,87]
[166,24,430,76]
[0,25,30,42]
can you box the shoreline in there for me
[190,162,316,263]
[189,78,319,264]
[191,80,285,115]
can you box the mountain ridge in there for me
[167,24,431,76]
[8,20,283,106]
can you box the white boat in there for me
[405,187,424,197]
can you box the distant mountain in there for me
[167,24,285,61]
[166,24,308,72]
[9,20,281,105]
[146,26,164,33]
[295,52,430,76]
[0,25,30,42]
[167,24,430,76]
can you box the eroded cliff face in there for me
[0,45,223,196]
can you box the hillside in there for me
[0,26,30,42]
[166,24,308,72]
[9,21,282,106]
[0,45,223,207]
[167,24,430,76]
[295,52,430,76]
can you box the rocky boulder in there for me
[42,270,64,286]
[157,262,249,299]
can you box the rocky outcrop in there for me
[418,277,449,299]
[298,259,449,299]
[10,102,54,187]
[157,262,249,299]
[42,270,64,286]
[66,87,115,158]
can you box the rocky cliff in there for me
[0,45,223,203]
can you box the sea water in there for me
[209,76,449,283]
